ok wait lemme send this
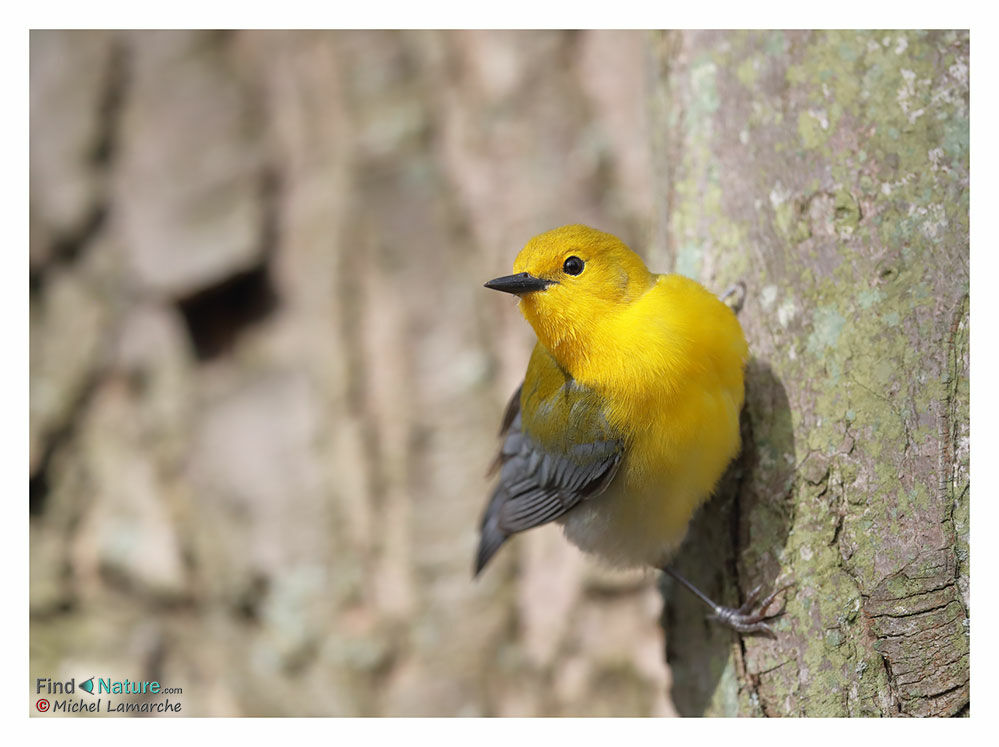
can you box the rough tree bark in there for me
[653,30,969,717]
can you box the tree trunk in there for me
[654,30,969,717]
[30,30,669,717]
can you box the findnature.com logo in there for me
[34,677,183,715]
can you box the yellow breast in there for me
[557,274,747,567]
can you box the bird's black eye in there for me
[563,256,584,275]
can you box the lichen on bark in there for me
[653,30,969,717]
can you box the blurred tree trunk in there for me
[30,30,669,717]
[651,30,969,717]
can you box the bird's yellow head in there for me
[485,225,656,372]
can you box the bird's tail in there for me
[474,496,509,577]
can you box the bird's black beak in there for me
[484,272,555,295]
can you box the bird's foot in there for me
[720,281,747,313]
[708,581,794,638]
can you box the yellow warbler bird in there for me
[476,224,785,634]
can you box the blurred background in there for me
[30,30,673,716]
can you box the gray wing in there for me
[474,384,623,576]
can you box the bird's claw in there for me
[720,281,747,313]
[708,580,794,638]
